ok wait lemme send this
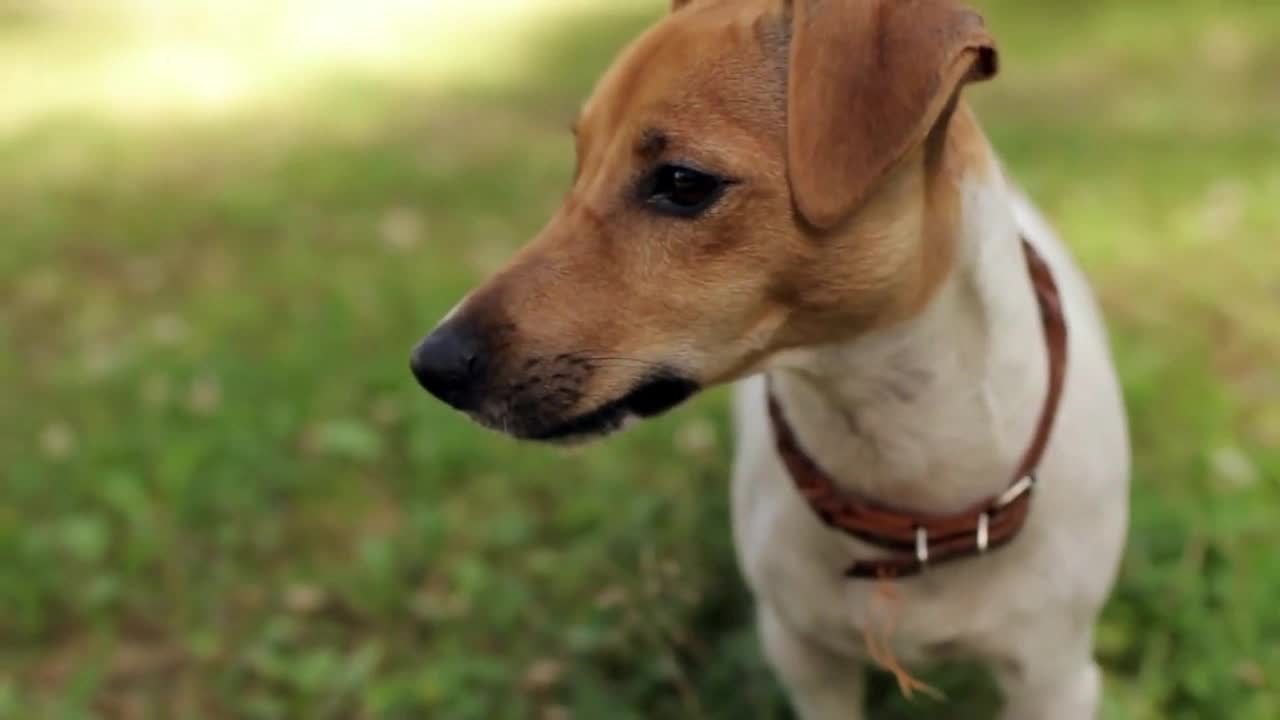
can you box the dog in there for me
[410,0,1130,717]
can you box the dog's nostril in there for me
[410,322,485,412]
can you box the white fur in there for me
[731,165,1130,718]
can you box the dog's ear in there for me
[671,0,694,11]
[787,0,998,230]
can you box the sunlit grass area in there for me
[0,0,650,132]
[1,1,1278,718]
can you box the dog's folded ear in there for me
[787,0,998,230]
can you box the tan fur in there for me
[788,0,997,229]
[449,0,998,415]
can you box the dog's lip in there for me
[524,374,700,443]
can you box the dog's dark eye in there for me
[645,164,726,217]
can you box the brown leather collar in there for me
[767,237,1068,580]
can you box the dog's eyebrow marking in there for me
[635,129,668,159]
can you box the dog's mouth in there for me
[520,374,700,444]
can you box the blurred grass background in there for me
[1,0,1278,718]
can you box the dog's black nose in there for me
[410,321,484,412]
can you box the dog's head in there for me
[411,0,998,442]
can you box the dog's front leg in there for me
[993,629,1102,720]
[759,605,867,720]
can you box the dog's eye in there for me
[646,165,726,217]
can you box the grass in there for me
[1,0,1278,718]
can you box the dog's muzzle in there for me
[411,319,700,442]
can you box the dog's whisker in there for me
[570,354,670,370]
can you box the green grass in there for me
[1,1,1278,718]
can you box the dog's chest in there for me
[733,452,1009,663]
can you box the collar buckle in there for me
[995,473,1037,509]
[915,526,929,565]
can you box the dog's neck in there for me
[767,129,1049,515]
